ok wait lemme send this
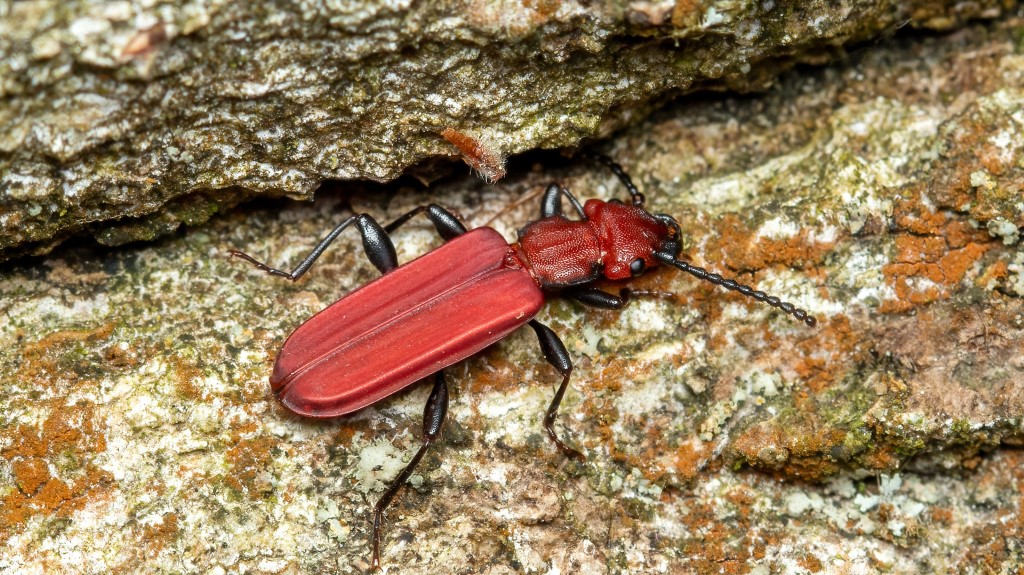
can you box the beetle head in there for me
[583,199,680,280]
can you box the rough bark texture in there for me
[2,4,1024,575]
[0,0,1018,261]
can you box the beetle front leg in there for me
[371,370,449,570]
[528,320,584,461]
[571,287,676,310]
[230,214,398,279]
[540,183,587,219]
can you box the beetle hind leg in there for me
[384,203,467,240]
[230,214,398,279]
[529,320,584,461]
[371,370,449,569]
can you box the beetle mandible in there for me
[230,153,817,569]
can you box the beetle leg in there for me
[371,370,450,570]
[384,203,467,240]
[540,183,587,220]
[230,214,398,279]
[528,320,584,461]
[571,287,676,310]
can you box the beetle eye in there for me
[630,258,646,275]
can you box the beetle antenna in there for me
[579,151,646,207]
[653,252,817,327]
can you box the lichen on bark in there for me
[0,0,1017,260]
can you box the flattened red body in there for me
[272,227,544,418]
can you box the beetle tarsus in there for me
[545,372,584,461]
[228,250,296,279]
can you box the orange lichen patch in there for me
[945,219,991,249]
[673,439,712,481]
[881,241,994,313]
[1,404,108,462]
[681,498,781,575]
[238,376,272,407]
[591,358,633,394]
[101,339,141,368]
[723,486,755,519]
[703,215,834,272]
[170,355,206,400]
[908,96,1023,224]
[730,417,845,481]
[231,421,261,438]
[960,524,1017,573]
[600,412,683,483]
[893,235,947,263]
[464,351,523,395]
[105,511,181,572]
[882,190,1000,313]
[791,314,858,394]
[441,128,506,184]
[573,357,709,482]
[225,436,277,499]
[332,420,369,444]
[0,404,114,541]
[12,457,50,496]
[978,259,1009,286]
[929,506,954,525]
[860,444,900,472]
[797,553,824,573]
[580,390,620,451]
[952,451,1023,575]
[20,323,116,391]
[892,195,948,235]
[610,444,675,484]
[141,512,180,556]
[891,184,1004,244]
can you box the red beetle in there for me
[231,154,816,569]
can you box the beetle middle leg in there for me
[230,214,398,279]
[528,320,584,461]
[371,369,449,569]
